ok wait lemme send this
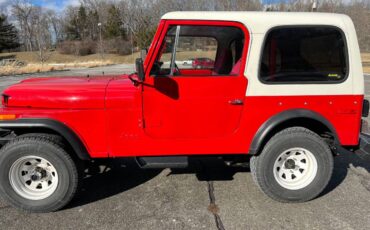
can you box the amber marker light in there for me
[0,114,17,120]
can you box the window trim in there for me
[257,25,350,85]
[169,25,181,76]
[145,20,250,79]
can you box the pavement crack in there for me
[207,181,225,230]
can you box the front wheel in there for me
[0,136,79,212]
[250,127,333,202]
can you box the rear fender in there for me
[249,109,340,155]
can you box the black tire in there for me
[18,133,85,172]
[250,127,333,202]
[0,136,79,212]
[19,133,65,147]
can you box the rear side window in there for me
[259,27,348,83]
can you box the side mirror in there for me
[140,49,148,60]
[135,58,145,82]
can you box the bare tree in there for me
[45,9,63,45]
[343,0,370,52]
[11,0,35,51]
[12,1,54,62]
[33,7,53,64]
[9,0,370,55]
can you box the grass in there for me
[0,64,65,76]
[0,51,139,64]
[161,50,216,60]
[0,61,118,76]
[0,51,140,76]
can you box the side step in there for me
[136,156,188,169]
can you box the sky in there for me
[0,0,304,15]
[0,0,79,14]
[0,0,285,12]
[30,0,80,11]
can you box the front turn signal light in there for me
[0,114,16,120]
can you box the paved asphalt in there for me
[0,67,370,230]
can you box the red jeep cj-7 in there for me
[0,12,369,212]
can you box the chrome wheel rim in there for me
[273,148,318,190]
[9,156,59,200]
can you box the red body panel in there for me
[3,76,114,109]
[0,93,362,158]
[107,93,362,157]
[0,107,108,157]
[180,69,213,76]
[0,19,363,159]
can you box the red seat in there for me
[230,59,241,75]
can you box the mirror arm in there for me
[128,75,140,86]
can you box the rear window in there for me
[259,26,348,83]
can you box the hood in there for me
[2,75,125,109]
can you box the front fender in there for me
[0,118,90,160]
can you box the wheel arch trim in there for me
[0,118,90,160]
[248,109,339,155]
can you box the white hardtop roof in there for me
[162,11,351,34]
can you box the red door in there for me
[142,20,250,143]
[143,76,247,139]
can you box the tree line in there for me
[1,0,370,57]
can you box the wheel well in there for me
[253,117,335,156]
[0,118,91,160]
[0,126,90,161]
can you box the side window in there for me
[150,25,245,76]
[177,37,217,70]
[259,27,348,83]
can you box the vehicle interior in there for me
[150,25,245,76]
[260,27,348,82]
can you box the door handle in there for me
[228,99,244,105]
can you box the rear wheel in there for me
[250,127,333,202]
[0,136,79,212]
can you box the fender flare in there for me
[0,118,90,160]
[249,109,339,155]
